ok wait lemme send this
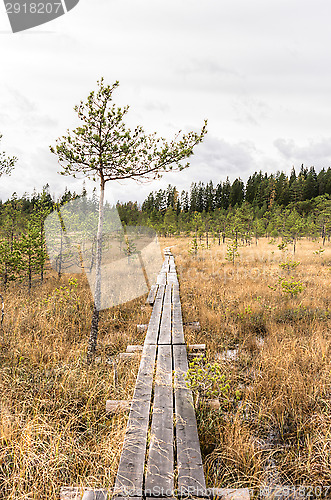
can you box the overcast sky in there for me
[0,0,331,204]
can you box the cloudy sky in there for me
[0,0,331,204]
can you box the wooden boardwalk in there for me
[61,250,250,500]
[113,249,207,500]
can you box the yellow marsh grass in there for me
[168,236,331,489]
[0,272,150,499]
[0,237,330,496]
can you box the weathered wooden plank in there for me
[166,272,178,285]
[136,324,148,333]
[106,400,131,414]
[156,272,167,285]
[112,497,141,500]
[167,278,178,285]
[158,284,172,345]
[168,256,176,279]
[145,345,174,497]
[173,345,207,498]
[185,321,201,331]
[146,285,158,305]
[117,352,139,362]
[60,487,83,500]
[82,491,108,500]
[161,258,170,269]
[144,285,165,346]
[188,344,206,352]
[113,345,157,497]
[188,352,205,361]
[126,345,143,353]
[60,488,109,500]
[172,286,185,345]
[211,488,251,499]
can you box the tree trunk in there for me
[89,236,96,273]
[4,263,7,289]
[87,178,105,364]
[40,223,44,284]
[87,303,100,365]
[0,293,4,327]
[58,226,63,278]
[28,253,32,291]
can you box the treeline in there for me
[1,167,331,288]
[118,194,331,248]
[141,166,331,214]
[0,184,84,216]
[117,166,331,246]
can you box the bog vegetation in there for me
[0,170,330,497]
[1,164,330,292]
[177,237,331,491]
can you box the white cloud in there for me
[1,0,331,202]
[274,137,331,168]
[106,135,257,204]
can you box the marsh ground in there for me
[0,236,330,498]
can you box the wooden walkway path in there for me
[61,250,250,500]
[112,249,206,500]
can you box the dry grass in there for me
[169,236,331,491]
[0,236,330,497]
[0,272,149,499]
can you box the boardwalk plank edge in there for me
[106,400,131,413]
[146,285,159,305]
[60,487,109,500]
[60,487,251,499]
[145,345,174,496]
[113,345,157,497]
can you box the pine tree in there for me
[31,191,51,283]
[283,209,306,253]
[19,219,43,290]
[51,78,207,364]
[0,238,21,287]
[0,134,17,178]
